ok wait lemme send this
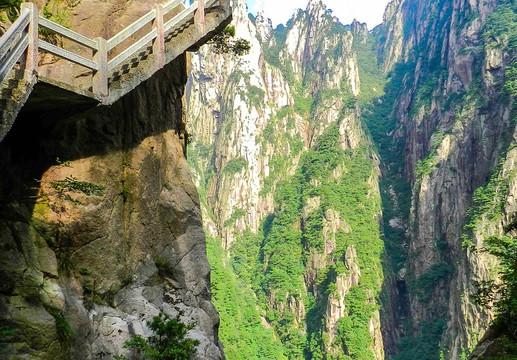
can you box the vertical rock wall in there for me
[379,0,516,357]
[0,55,224,359]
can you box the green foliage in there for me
[256,123,383,358]
[114,314,199,360]
[482,1,517,98]
[353,33,387,105]
[293,92,313,117]
[56,157,72,167]
[415,263,454,302]
[471,218,517,341]
[263,24,289,69]
[0,325,15,337]
[395,319,447,360]
[210,26,251,56]
[50,311,73,347]
[0,0,21,22]
[223,157,248,175]
[247,85,266,108]
[223,209,246,227]
[154,256,172,278]
[461,163,510,248]
[362,61,412,275]
[482,2,517,49]
[51,176,105,196]
[207,235,288,360]
[336,287,376,360]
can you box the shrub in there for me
[209,26,251,56]
[114,314,199,360]
[223,157,248,175]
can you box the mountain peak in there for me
[306,0,325,11]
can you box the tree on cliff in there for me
[209,26,251,56]
[472,216,517,355]
[114,314,200,360]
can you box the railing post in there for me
[153,4,165,70]
[93,37,108,102]
[196,0,205,33]
[22,2,39,81]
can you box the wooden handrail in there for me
[39,17,99,50]
[107,9,157,51]
[108,28,158,71]
[0,0,228,102]
[0,8,30,59]
[39,40,99,70]
[164,2,198,33]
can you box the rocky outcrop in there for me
[378,0,516,357]
[187,0,388,358]
[0,53,223,360]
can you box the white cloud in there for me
[247,0,391,29]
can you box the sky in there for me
[246,0,392,29]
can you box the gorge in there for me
[0,0,516,359]
[187,0,517,359]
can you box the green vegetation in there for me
[251,123,383,358]
[247,85,266,108]
[415,263,454,302]
[50,311,73,348]
[154,256,172,278]
[482,0,517,98]
[395,319,446,360]
[114,314,199,360]
[468,221,517,358]
[51,176,105,196]
[461,162,511,249]
[223,209,246,227]
[223,157,248,175]
[0,0,21,22]
[207,235,288,359]
[210,26,251,56]
[353,33,387,105]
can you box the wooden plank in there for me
[164,2,198,33]
[0,33,28,83]
[163,0,185,14]
[0,9,30,59]
[39,17,98,50]
[39,41,99,70]
[108,28,157,71]
[107,9,157,51]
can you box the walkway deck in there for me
[0,0,231,141]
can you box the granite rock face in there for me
[0,54,224,359]
[187,0,387,358]
[379,0,516,357]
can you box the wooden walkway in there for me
[0,0,230,104]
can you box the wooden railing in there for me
[0,0,224,102]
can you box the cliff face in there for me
[187,0,389,358]
[188,0,517,358]
[187,0,364,249]
[378,0,516,357]
[0,1,225,358]
[0,55,224,360]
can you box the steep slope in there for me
[187,0,391,358]
[0,1,225,359]
[188,0,517,358]
[376,0,517,358]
